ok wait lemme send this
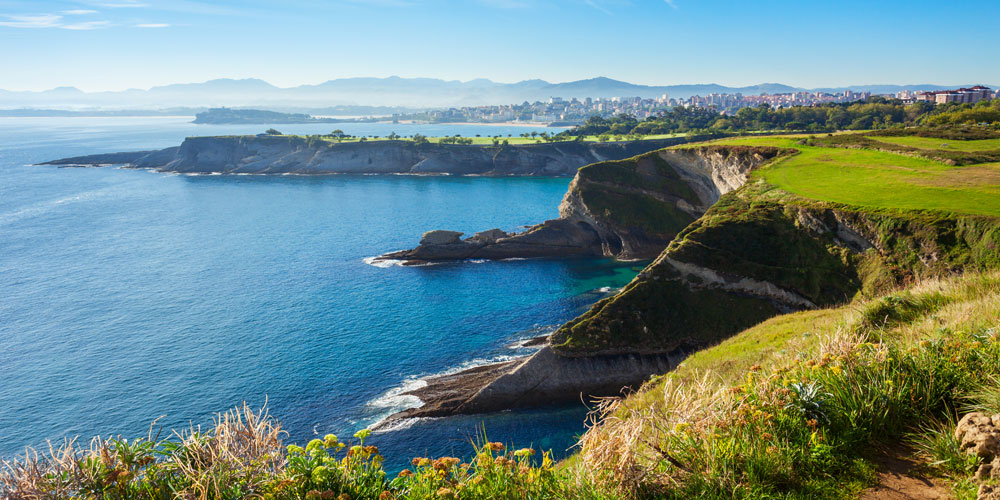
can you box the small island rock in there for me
[420,230,464,245]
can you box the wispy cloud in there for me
[583,0,612,15]
[97,0,148,8]
[664,0,677,9]
[62,20,112,29]
[62,9,99,15]
[134,22,169,28]
[0,12,118,30]
[0,14,62,28]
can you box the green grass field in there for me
[700,135,1000,217]
[867,135,1000,152]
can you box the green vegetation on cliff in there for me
[552,128,1000,356]
[579,270,1000,499]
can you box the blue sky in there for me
[0,0,997,91]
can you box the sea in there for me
[0,117,644,470]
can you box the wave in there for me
[0,186,122,227]
[364,352,528,431]
[362,255,404,268]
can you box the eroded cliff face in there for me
[46,135,699,176]
[381,145,789,263]
[433,173,1000,416]
[551,182,1000,357]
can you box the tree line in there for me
[573,97,1000,136]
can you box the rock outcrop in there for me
[43,135,702,176]
[379,145,790,263]
[955,412,1000,500]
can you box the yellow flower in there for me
[323,434,339,447]
[354,429,372,441]
[514,448,535,458]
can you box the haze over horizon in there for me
[1,0,997,93]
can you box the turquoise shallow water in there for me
[0,117,642,469]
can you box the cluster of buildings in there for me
[682,90,872,113]
[407,95,673,125]
[901,86,994,105]
[397,86,995,126]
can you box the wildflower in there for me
[324,434,339,448]
[806,419,819,430]
[379,493,393,500]
[749,364,762,372]
[287,444,305,456]
[305,491,321,500]
[830,366,843,375]
[349,445,362,456]
[673,422,691,433]
[761,432,773,440]
[514,448,535,458]
[363,445,380,456]
[398,469,413,478]
[414,457,431,467]
[354,429,372,441]
[436,487,455,498]
[919,340,931,348]
[312,465,331,484]
[472,476,484,485]
[488,442,505,452]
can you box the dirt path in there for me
[860,450,951,500]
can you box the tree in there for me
[265,128,282,135]
[387,131,400,140]
[330,129,345,137]
[412,134,429,146]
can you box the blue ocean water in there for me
[0,117,643,469]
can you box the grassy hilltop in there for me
[5,126,1000,500]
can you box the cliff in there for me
[389,132,1000,418]
[43,135,701,176]
[380,145,790,263]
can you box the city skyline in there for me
[0,0,998,92]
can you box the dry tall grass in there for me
[0,402,284,500]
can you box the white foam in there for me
[363,255,405,268]
[0,186,120,227]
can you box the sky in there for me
[0,0,997,92]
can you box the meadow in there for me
[704,134,1000,217]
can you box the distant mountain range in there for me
[0,77,994,111]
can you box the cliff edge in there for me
[379,145,790,263]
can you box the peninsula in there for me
[42,134,704,176]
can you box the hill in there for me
[3,77,994,109]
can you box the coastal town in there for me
[394,85,997,126]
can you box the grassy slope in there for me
[577,270,1000,499]
[709,135,1000,216]
[552,130,1000,355]
[868,135,1000,152]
